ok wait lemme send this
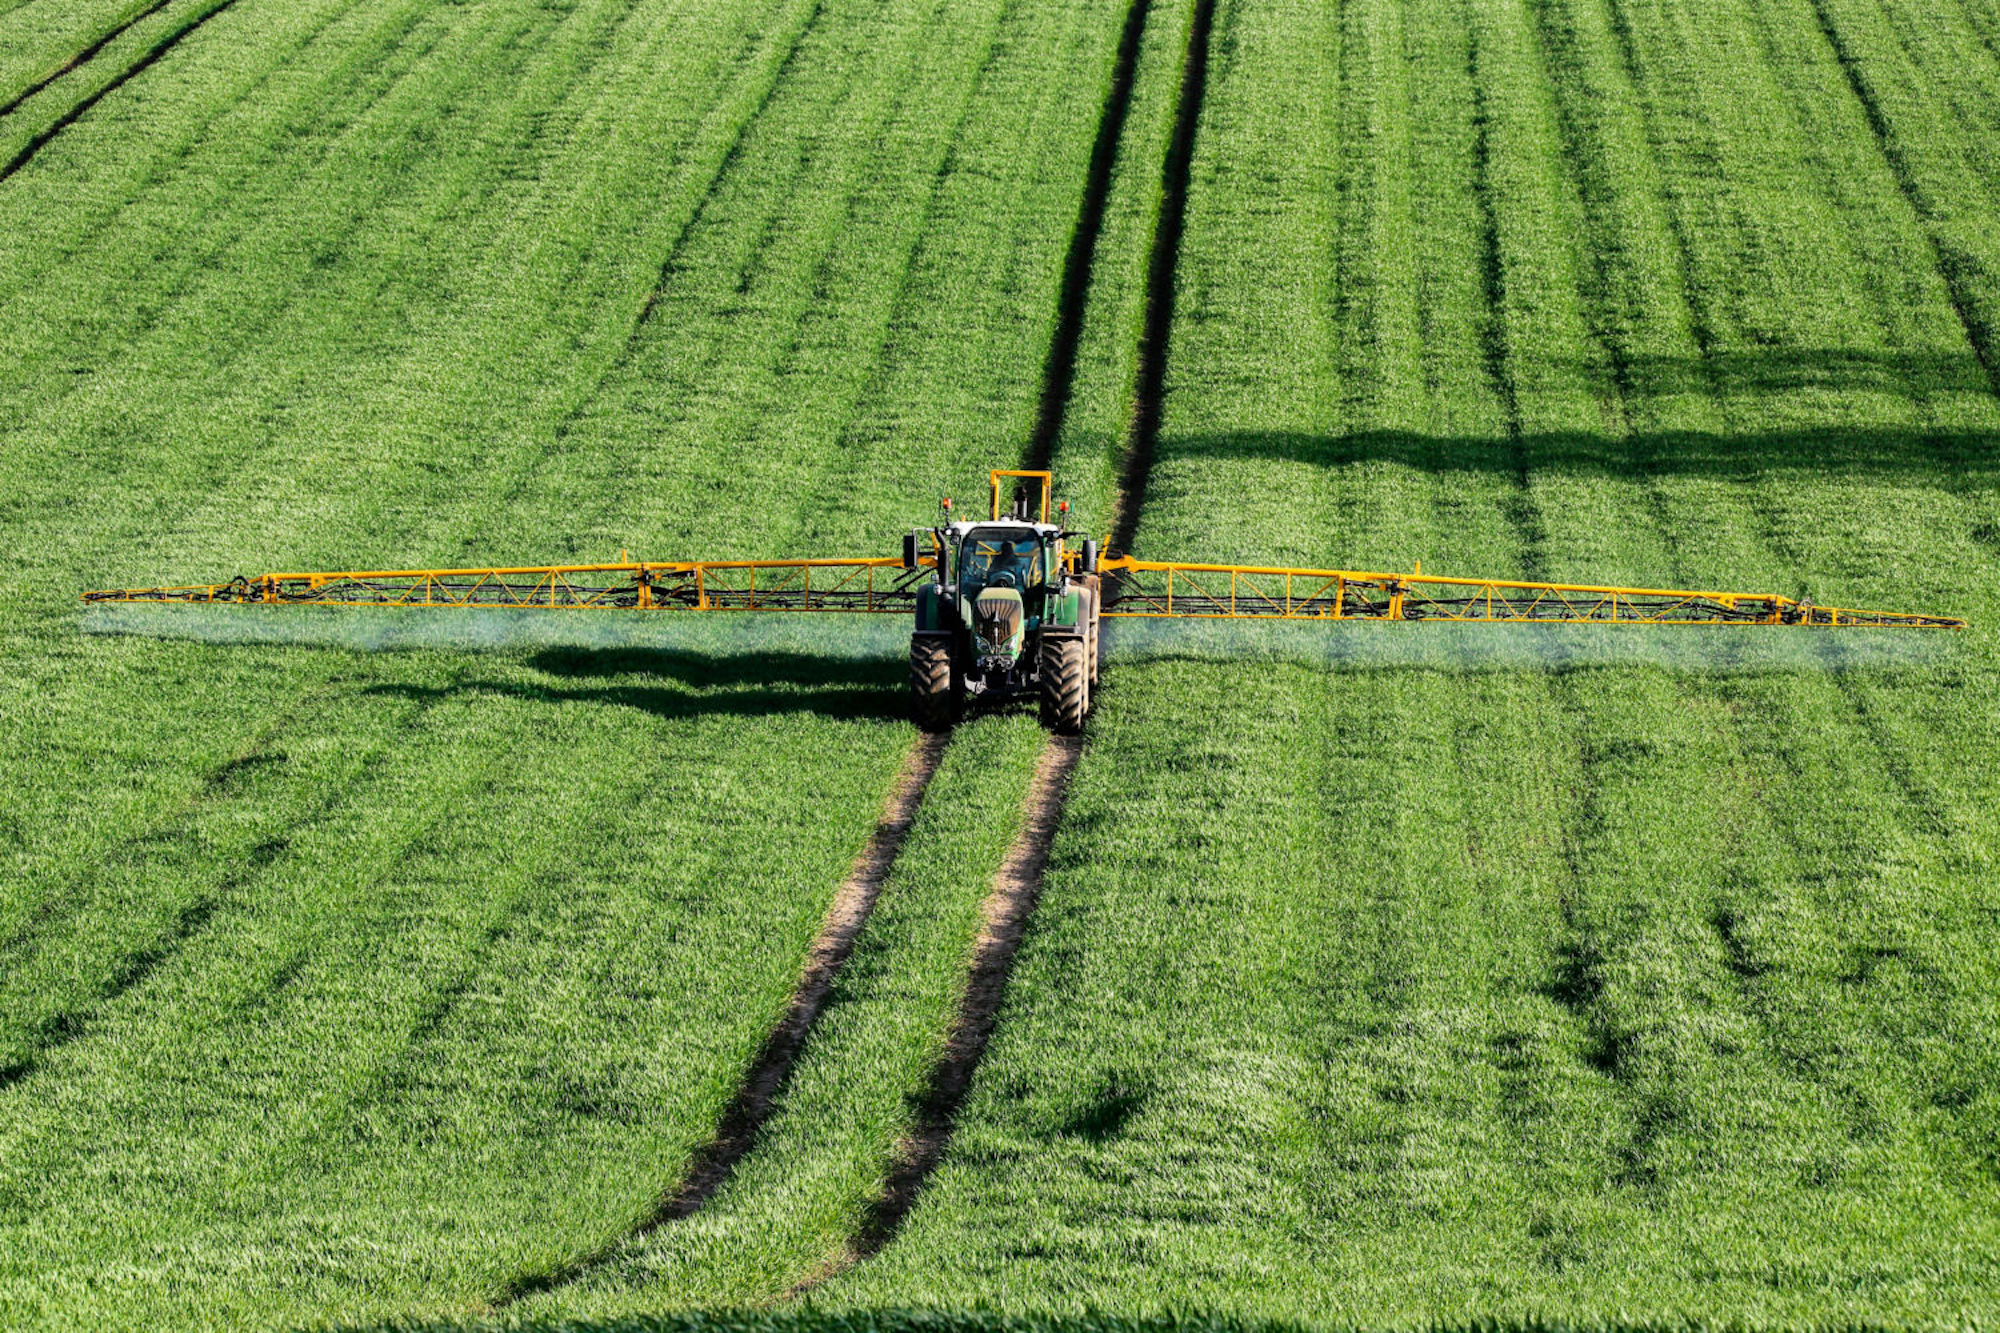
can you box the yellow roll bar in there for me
[988,469,1051,523]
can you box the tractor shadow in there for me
[363,647,910,724]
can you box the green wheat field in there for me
[2,0,1996,1328]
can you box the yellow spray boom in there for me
[81,557,1961,628]
[83,470,1963,731]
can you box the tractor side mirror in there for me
[902,532,920,571]
[1080,539,1098,574]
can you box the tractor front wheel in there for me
[910,634,959,731]
[1038,633,1089,735]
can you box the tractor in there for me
[901,470,1101,734]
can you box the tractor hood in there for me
[965,585,1026,660]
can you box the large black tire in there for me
[1069,574,1101,687]
[909,634,959,732]
[1038,633,1089,735]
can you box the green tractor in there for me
[901,470,1101,734]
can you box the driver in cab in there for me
[973,536,1042,589]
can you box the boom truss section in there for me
[1093,559,1962,628]
[83,556,1962,629]
[82,559,932,613]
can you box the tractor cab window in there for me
[960,531,1044,589]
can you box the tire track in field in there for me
[0,0,246,184]
[1465,7,1544,584]
[1522,0,1694,561]
[501,1,1164,1299]
[1719,3,1984,867]
[0,675,455,1095]
[0,673,338,962]
[492,732,947,1307]
[504,0,1195,1296]
[627,0,828,333]
[1516,0,1936,1192]
[0,899,214,1093]
[797,0,1214,1285]
[792,734,1080,1291]
[1597,0,1722,365]
[642,733,950,1223]
[1109,0,1215,554]
[1598,0,1972,843]
[562,0,828,420]
[484,8,1014,1302]
[0,0,178,120]
[1472,0,1722,1188]
[1804,0,2000,401]
[1449,0,1639,1190]
[1023,0,1151,469]
[477,13,1015,1296]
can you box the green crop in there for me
[515,713,1047,1318]
[0,0,171,113]
[5,0,1999,1326]
[0,0,1141,1325]
[821,0,2000,1324]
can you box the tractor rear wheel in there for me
[1039,633,1088,734]
[1072,575,1102,687]
[909,634,959,731]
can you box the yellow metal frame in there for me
[83,552,1963,627]
[1092,557,1964,628]
[82,557,934,614]
[988,469,1052,523]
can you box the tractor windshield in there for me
[960,530,1044,590]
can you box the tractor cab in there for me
[954,523,1054,675]
[958,527,1049,591]
[903,470,1102,733]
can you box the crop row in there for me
[0,0,1145,1325]
[824,0,2000,1322]
[4,0,1998,1323]
[0,0,172,115]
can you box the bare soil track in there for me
[665,733,950,1221]
[797,0,1218,1284]
[796,733,1083,1291]
[495,732,948,1307]
[516,0,1177,1289]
